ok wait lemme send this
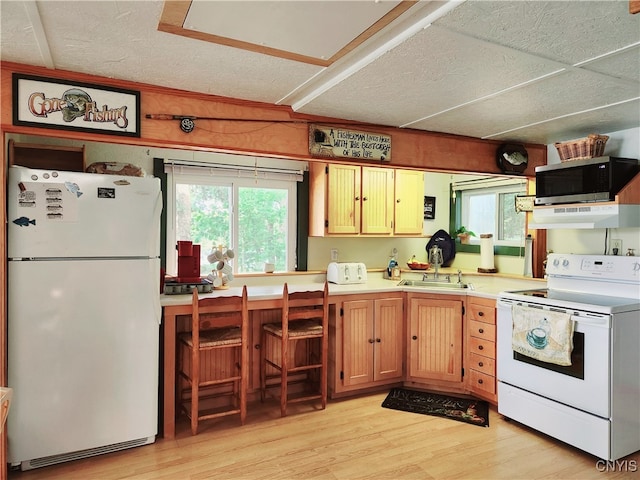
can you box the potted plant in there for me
[453,226,476,244]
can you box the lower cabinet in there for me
[328,292,496,401]
[330,295,404,396]
[406,293,465,389]
[466,296,498,403]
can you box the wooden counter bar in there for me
[160,275,545,438]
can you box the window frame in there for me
[165,169,299,275]
[450,179,527,256]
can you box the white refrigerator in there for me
[7,166,162,470]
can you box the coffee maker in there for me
[176,240,201,283]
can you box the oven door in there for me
[497,298,611,418]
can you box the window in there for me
[453,178,527,247]
[165,161,302,275]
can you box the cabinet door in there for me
[408,297,463,383]
[342,299,374,386]
[361,167,393,235]
[394,169,424,235]
[326,164,361,234]
[373,298,404,382]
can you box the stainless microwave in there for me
[535,156,639,206]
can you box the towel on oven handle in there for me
[511,304,574,366]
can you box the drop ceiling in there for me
[1,0,639,146]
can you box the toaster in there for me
[326,262,368,285]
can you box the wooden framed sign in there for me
[309,124,391,162]
[12,73,140,137]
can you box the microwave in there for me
[535,156,639,206]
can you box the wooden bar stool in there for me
[260,282,329,417]
[177,286,248,435]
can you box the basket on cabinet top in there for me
[554,134,609,162]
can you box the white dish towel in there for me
[512,304,574,366]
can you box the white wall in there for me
[545,127,640,257]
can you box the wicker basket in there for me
[554,134,609,162]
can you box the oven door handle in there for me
[498,299,610,328]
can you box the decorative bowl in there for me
[407,262,430,270]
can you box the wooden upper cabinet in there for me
[8,139,86,172]
[361,167,394,235]
[308,163,424,237]
[393,169,424,235]
[326,164,361,234]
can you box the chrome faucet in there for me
[428,245,443,280]
[457,269,462,285]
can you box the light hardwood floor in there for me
[8,391,640,480]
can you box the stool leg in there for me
[191,346,199,435]
[280,334,288,417]
[260,330,266,403]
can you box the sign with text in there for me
[309,124,391,162]
[13,73,140,137]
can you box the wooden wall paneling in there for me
[2,62,547,175]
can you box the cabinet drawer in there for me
[468,302,496,324]
[469,352,495,376]
[469,336,495,359]
[469,369,496,395]
[469,319,495,341]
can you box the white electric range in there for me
[497,253,640,461]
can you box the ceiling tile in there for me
[184,1,401,61]
[409,69,639,140]
[435,0,640,64]
[296,25,567,126]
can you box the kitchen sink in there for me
[398,279,469,289]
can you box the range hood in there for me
[529,203,640,229]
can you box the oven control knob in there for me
[553,258,560,267]
[562,259,570,267]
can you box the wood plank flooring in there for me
[8,392,640,479]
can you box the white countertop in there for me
[160,270,545,307]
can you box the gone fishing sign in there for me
[13,73,140,137]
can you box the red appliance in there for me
[176,241,201,283]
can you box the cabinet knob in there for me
[368,338,374,344]
[412,335,418,340]
[254,344,261,350]
[478,328,484,334]
[478,361,484,367]
[355,196,360,201]
[362,196,368,201]
[376,338,381,343]
[396,198,401,203]
[478,379,484,384]
[478,345,484,350]
[478,311,484,317]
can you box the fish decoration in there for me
[503,151,528,165]
[13,216,36,227]
[64,181,83,198]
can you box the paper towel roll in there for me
[478,234,497,273]
[523,235,533,277]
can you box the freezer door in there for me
[8,166,161,258]
[7,258,160,463]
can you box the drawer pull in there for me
[478,345,484,351]
[478,328,484,334]
[478,311,484,317]
[478,379,484,384]
[478,361,484,367]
